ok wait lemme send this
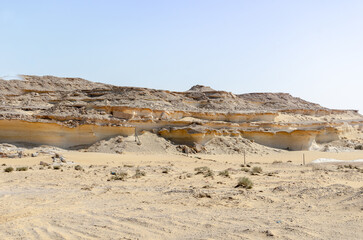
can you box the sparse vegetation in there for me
[110,171,128,181]
[218,169,230,178]
[133,168,146,178]
[235,177,253,189]
[195,166,210,175]
[204,169,214,178]
[124,164,134,168]
[193,191,212,198]
[74,165,83,171]
[241,167,250,172]
[272,160,282,164]
[16,166,28,171]
[195,166,214,178]
[4,167,14,172]
[312,164,327,171]
[251,166,262,174]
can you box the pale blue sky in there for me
[1,1,362,113]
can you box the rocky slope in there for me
[0,75,362,152]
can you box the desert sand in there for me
[1,75,362,239]
[1,149,362,240]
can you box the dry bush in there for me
[110,171,128,181]
[218,170,230,178]
[194,166,214,177]
[241,167,250,172]
[193,191,212,198]
[4,167,14,173]
[204,169,214,178]
[235,177,253,189]
[16,167,28,171]
[251,166,262,174]
[195,166,210,175]
[311,164,327,171]
[133,168,146,178]
[74,165,83,171]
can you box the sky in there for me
[1,0,362,113]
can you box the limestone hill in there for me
[0,75,362,153]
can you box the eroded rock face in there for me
[0,75,362,151]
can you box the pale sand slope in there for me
[0,151,363,240]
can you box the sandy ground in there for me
[1,151,363,240]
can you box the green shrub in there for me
[4,167,14,173]
[235,177,253,189]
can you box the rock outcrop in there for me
[0,75,362,151]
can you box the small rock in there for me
[265,230,275,237]
[39,161,49,166]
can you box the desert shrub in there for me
[53,166,61,170]
[344,164,357,169]
[194,166,209,174]
[235,177,253,189]
[74,165,83,171]
[16,167,28,171]
[312,164,327,171]
[110,171,128,181]
[4,167,14,173]
[133,168,146,178]
[123,164,134,168]
[272,160,282,164]
[251,166,262,174]
[218,170,230,178]
[194,166,214,178]
[241,167,250,172]
[204,169,214,178]
[194,191,211,198]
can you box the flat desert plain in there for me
[1,151,363,240]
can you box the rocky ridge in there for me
[0,75,362,153]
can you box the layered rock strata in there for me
[0,75,362,151]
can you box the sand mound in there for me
[203,136,277,155]
[85,132,177,154]
[85,132,275,155]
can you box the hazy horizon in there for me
[1,1,362,113]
